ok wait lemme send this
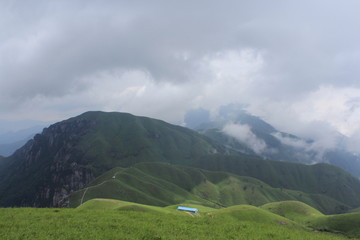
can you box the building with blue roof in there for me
[177,206,199,213]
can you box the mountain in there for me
[0,111,360,214]
[0,139,30,157]
[0,111,223,207]
[0,125,46,157]
[195,110,360,178]
[0,125,45,144]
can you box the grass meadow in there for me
[0,200,358,240]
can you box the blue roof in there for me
[177,206,199,213]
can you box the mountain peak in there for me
[0,111,222,207]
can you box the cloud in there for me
[272,133,310,150]
[292,86,360,137]
[347,130,360,154]
[2,0,360,146]
[222,123,268,155]
[271,131,331,161]
[243,85,360,155]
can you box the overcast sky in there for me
[2,0,360,145]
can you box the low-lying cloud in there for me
[222,123,268,155]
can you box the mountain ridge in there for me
[0,111,223,207]
[0,111,359,214]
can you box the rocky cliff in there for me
[0,117,97,207]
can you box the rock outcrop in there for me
[0,117,97,207]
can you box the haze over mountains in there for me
[184,106,360,178]
[0,119,49,157]
[0,111,360,215]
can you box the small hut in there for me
[177,206,199,213]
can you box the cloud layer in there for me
[2,0,360,144]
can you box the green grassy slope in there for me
[78,198,181,215]
[69,162,351,214]
[191,154,360,212]
[261,201,323,223]
[261,201,360,238]
[211,204,299,226]
[0,202,354,240]
[350,207,360,213]
[308,212,360,238]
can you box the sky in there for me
[2,0,360,147]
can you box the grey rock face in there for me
[3,117,97,207]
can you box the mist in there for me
[2,1,360,151]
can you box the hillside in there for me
[69,162,353,214]
[261,201,324,222]
[0,111,223,207]
[191,154,360,211]
[261,201,360,238]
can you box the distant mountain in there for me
[0,139,31,157]
[0,125,45,144]
[0,111,359,214]
[0,125,46,157]
[195,110,360,178]
[0,119,48,135]
[0,111,223,207]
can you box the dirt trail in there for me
[79,169,126,205]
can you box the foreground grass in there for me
[0,207,354,240]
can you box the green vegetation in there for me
[307,212,360,238]
[69,162,356,214]
[0,200,357,240]
[261,201,323,223]
[192,154,360,213]
[350,207,360,213]
[78,198,181,215]
[260,201,360,238]
[211,204,298,226]
[74,111,223,171]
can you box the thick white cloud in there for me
[222,123,268,155]
[2,0,360,148]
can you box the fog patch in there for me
[272,131,334,162]
[272,132,311,149]
[223,123,267,155]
